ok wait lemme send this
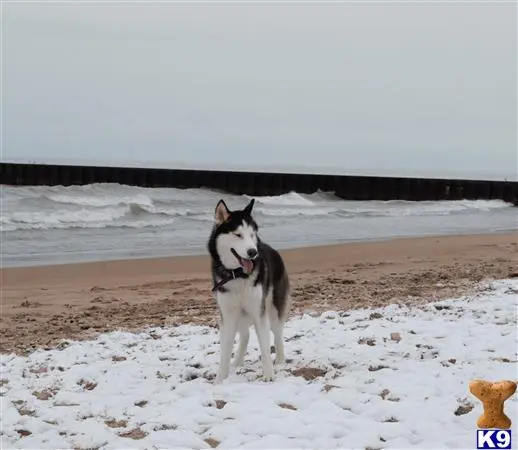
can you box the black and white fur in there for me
[207,198,290,382]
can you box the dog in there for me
[207,198,291,382]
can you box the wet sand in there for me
[2,233,517,355]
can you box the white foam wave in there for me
[185,213,214,223]
[5,207,126,226]
[259,207,337,217]
[1,216,176,232]
[340,199,511,218]
[247,192,315,206]
[127,202,187,217]
[2,183,514,232]
[0,205,178,232]
[256,198,512,218]
[47,192,155,209]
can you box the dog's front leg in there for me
[215,309,239,383]
[253,315,275,382]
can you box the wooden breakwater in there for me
[1,162,517,204]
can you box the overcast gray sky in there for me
[3,1,517,180]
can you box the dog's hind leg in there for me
[216,308,240,383]
[232,324,250,368]
[269,311,286,365]
[252,315,275,381]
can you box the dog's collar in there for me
[212,266,250,292]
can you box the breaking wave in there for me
[247,192,315,207]
[1,183,513,232]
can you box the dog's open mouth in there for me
[231,249,255,274]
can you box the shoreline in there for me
[3,228,517,271]
[3,230,517,274]
[2,232,517,355]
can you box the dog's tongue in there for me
[241,259,254,274]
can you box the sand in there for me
[1,232,517,355]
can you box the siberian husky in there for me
[207,198,290,382]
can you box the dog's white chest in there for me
[216,279,263,313]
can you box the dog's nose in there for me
[247,248,258,259]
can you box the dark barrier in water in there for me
[1,162,517,205]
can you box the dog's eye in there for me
[234,233,243,238]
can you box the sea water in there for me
[1,183,516,267]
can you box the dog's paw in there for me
[214,372,228,385]
[232,358,245,368]
[261,373,275,382]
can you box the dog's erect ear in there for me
[243,198,255,216]
[215,199,230,224]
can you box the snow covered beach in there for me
[2,279,517,449]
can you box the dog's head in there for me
[209,198,259,273]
